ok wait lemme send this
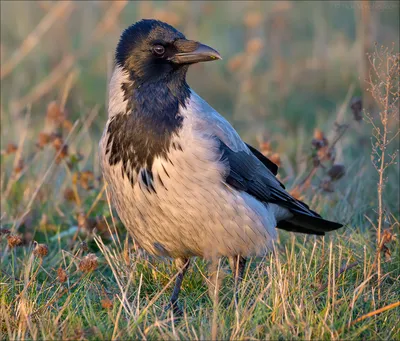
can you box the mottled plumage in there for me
[99,19,343,313]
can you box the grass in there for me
[1,1,399,340]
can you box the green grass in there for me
[1,224,399,339]
[1,1,399,340]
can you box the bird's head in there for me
[115,19,221,84]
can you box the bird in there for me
[99,19,343,314]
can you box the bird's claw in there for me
[164,301,184,318]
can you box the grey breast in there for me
[99,90,279,258]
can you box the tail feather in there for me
[276,196,343,235]
[277,213,343,235]
[277,220,324,235]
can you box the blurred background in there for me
[0,0,399,224]
[1,1,398,131]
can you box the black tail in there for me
[277,214,343,235]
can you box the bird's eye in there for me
[153,45,165,56]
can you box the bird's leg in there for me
[228,255,246,305]
[168,257,190,316]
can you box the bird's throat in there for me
[105,67,190,186]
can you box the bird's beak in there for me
[170,40,222,64]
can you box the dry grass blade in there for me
[350,301,400,327]
[9,1,127,113]
[23,119,79,214]
[11,55,76,113]
[338,301,400,335]
[3,109,31,199]
[1,1,74,79]
[85,184,106,217]
[59,69,80,111]
[315,261,359,296]
[91,0,128,42]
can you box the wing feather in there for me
[186,90,343,235]
[218,140,342,234]
[245,143,279,176]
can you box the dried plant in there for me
[350,97,363,122]
[63,187,77,203]
[293,123,349,194]
[36,132,51,149]
[33,242,49,258]
[365,44,399,299]
[100,296,113,310]
[78,253,98,273]
[3,143,18,155]
[56,266,68,283]
[13,158,25,175]
[7,234,23,248]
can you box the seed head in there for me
[64,187,76,202]
[52,135,64,151]
[56,145,69,164]
[101,297,113,310]
[328,164,346,181]
[33,242,49,258]
[80,170,95,190]
[79,253,98,273]
[80,241,89,253]
[270,153,281,167]
[383,245,391,262]
[46,101,66,124]
[350,97,363,122]
[314,129,324,141]
[318,145,335,162]
[312,129,329,150]
[382,229,396,244]
[7,234,23,248]
[37,132,51,148]
[57,267,68,283]
[5,143,18,155]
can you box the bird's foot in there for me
[164,301,184,319]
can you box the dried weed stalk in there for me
[365,44,399,300]
[293,97,358,195]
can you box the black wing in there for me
[245,143,279,176]
[219,140,343,235]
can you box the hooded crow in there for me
[99,19,343,313]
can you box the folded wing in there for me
[189,90,343,235]
[218,140,342,235]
